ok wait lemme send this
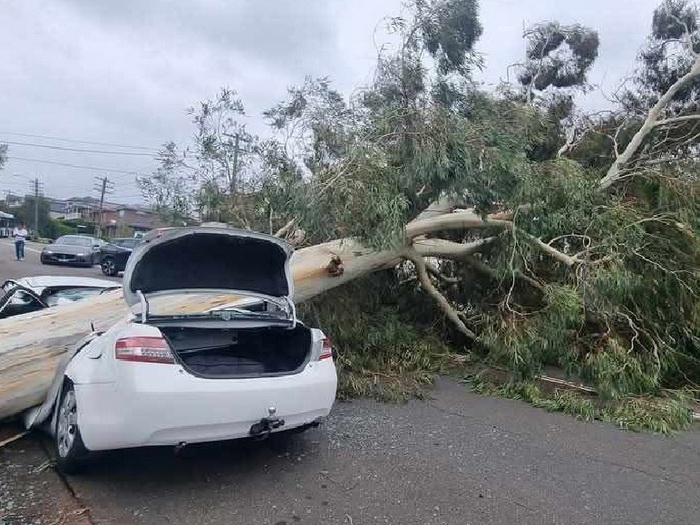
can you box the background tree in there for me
[138,142,195,225]
[518,22,600,103]
[5,196,51,236]
[139,88,256,226]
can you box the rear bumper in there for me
[73,360,337,451]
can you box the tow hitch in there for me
[249,407,285,439]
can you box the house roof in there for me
[67,196,120,210]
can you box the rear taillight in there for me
[317,337,333,360]
[115,336,175,364]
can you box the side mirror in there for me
[48,239,54,244]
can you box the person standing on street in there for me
[12,223,28,261]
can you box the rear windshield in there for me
[55,236,93,247]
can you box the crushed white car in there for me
[0,276,121,319]
[25,227,337,472]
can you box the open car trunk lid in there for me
[122,227,295,323]
[159,325,313,379]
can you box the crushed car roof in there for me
[8,276,121,291]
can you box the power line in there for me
[0,131,160,152]
[1,140,156,157]
[7,156,150,176]
[0,181,30,188]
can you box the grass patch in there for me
[469,374,694,434]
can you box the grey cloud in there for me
[60,0,339,75]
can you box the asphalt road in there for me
[0,239,121,282]
[1,241,699,525]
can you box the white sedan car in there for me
[26,227,337,472]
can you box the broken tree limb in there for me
[403,247,478,342]
[406,210,511,238]
[412,237,497,260]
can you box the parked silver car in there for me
[41,235,106,267]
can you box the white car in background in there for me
[26,227,338,472]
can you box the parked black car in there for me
[40,235,105,267]
[99,237,141,276]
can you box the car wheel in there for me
[101,257,117,276]
[55,381,89,474]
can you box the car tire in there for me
[101,257,117,276]
[55,381,90,474]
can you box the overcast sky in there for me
[0,0,663,204]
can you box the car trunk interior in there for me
[159,325,312,378]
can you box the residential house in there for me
[47,199,69,220]
[64,196,99,221]
[63,196,120,225]
[3,194,24,209]
[101,205,167,238]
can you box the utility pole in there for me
[231,133,240,196]
[224,132,251,196]
[93,176,114,238]
[30,177,43,237]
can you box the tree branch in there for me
[653,114,700,127]
[403,247,478,342]
[526,233,582,267]
[412,237,497,260]
[408,209,580,267]
[425,261,461,284]
[406,209,511,238]
[274,218,296,238]
[462,256,544,291]
[599,55,700,190]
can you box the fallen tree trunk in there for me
[0,241,399,421]
[3,204,506,420]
